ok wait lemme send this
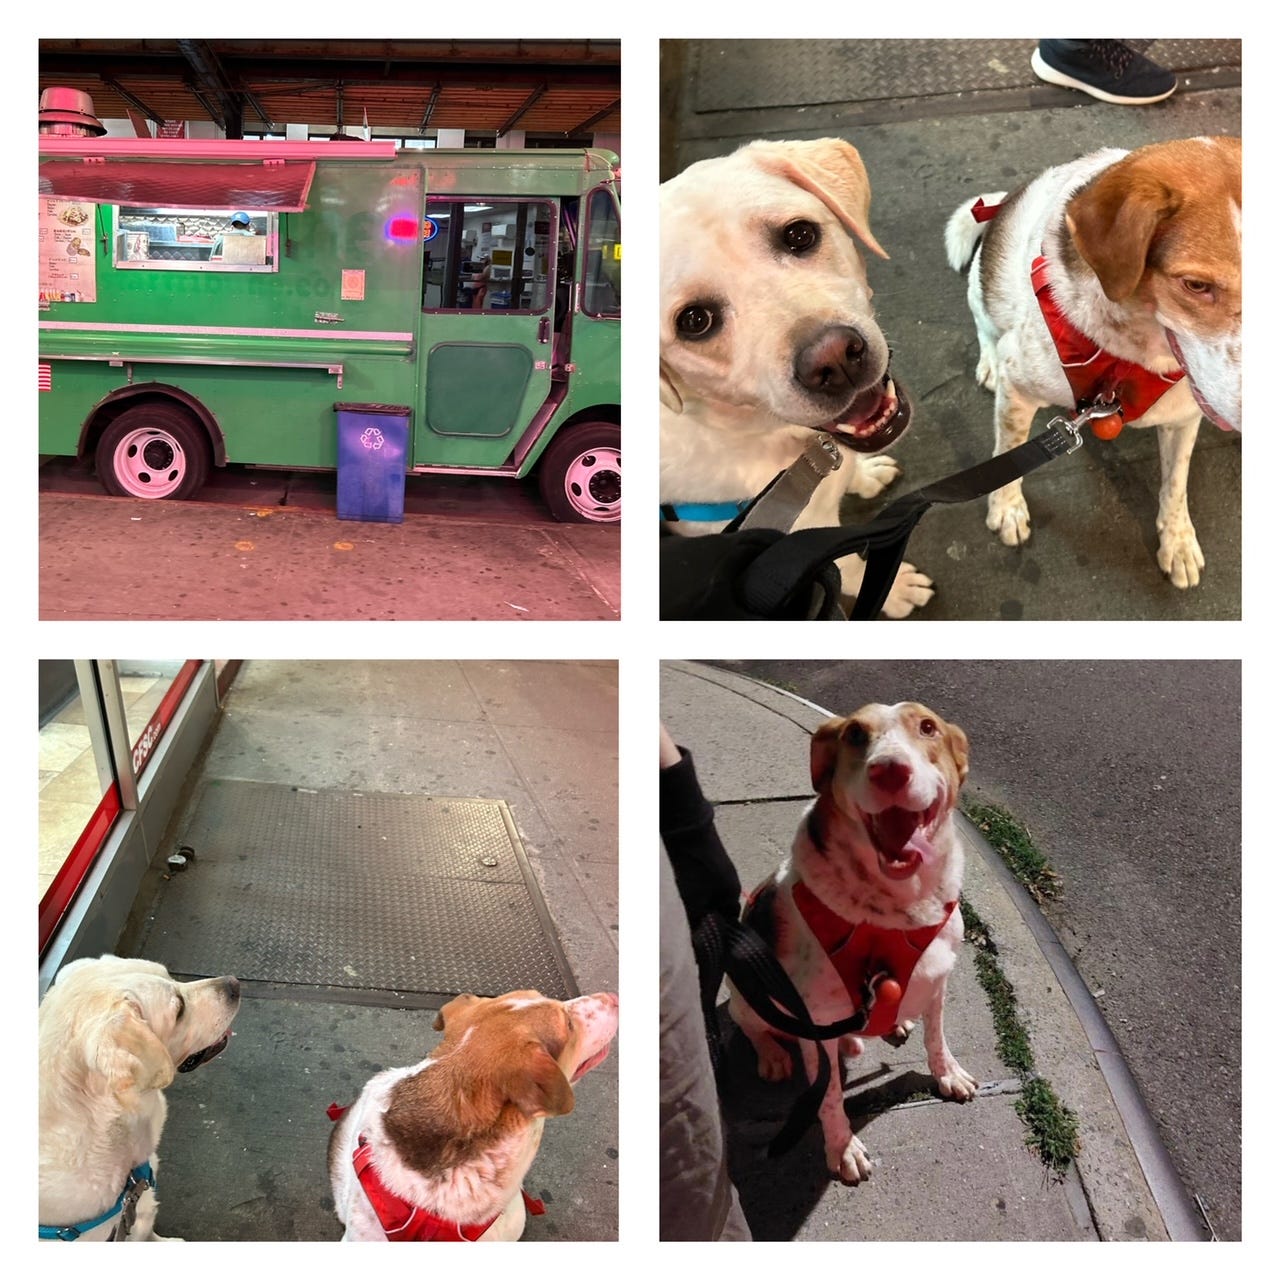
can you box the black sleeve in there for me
[660,747,742,929]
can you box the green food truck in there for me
[38,137,621,522]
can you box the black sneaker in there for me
[1032,40,1178,105]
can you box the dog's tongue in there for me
[869,807,926,861]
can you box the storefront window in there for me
[582,187,621,318]
[113,207,278,272]
[422,199,555,313]
[39,661,193,903]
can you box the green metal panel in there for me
[424,343,533,438]
[38,150,621,481]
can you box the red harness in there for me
[791,883,956,1038]
[1030,255,1185,431]
[327,1102,545,1242]
[969,198,1185,436]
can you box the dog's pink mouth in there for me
[862,797,941,879]
[571,1044,612,1082]
[819,371,912,453]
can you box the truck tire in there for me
[538,422,621,524]
[95,404,211,500]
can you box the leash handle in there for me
[739,424,1074,620]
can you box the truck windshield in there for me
[582,188,620,318]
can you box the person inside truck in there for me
[468,255,492,309]
[210,211,257,260]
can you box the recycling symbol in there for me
[360,427,385,451]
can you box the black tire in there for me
[95,404,211,500]
[537,422,621,524]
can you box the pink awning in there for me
[38,159,316,210]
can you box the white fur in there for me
[330,991,618,1241]
[945,139,1242,588]
[660,140,933,618]
[728,704,974,1183]
[39,955,241,1241]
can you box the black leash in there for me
[703,910,895,1156]
[734,408,1113,620]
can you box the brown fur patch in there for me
[385,993,576,1180]
[978,184,1026,300]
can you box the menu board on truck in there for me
[39,197,97,303]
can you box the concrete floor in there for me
[38,464,620,621]
[660,39,1242,620]
[112,660,618,1241]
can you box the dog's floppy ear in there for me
[1066,162,1175,301]
[89,997,175,1097]
[748,138,889,260]
[502,1044,575,1119]
[659,360,684,414]
[810,717,848,792]
[943,720,970,788]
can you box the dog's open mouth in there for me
[571,1045,612,1082]
[177,1031,231,1073]
[818,369,912,454]
[862,797,941,879]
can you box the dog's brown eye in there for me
[781,220,820,254]
[675,304,719,340]
[842,722,869,748]
[1182,278,1214,299]
[919,718,938,737]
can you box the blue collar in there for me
[660,499,750,523]
[39,1161,154,1241]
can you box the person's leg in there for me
[659,851,751,1240]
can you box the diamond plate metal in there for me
[691,39,1241,114]
[139,781,576,999]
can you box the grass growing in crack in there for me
[960,896,1080,1176]
[964,799,1062,904]
[1015,1077,1081,1176]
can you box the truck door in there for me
[417,197,558,468]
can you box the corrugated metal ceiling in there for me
[38,39,621,138]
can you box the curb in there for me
[963,816,1208,1242]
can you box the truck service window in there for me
[113,207,278,273]
[422,199,555,313]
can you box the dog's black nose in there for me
[795,326,868,398]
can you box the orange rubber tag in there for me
[1091,413,1124,440]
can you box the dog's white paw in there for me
[1157,528,1205,589]
[882,1020,914,1047]
[829,1132,873,1184]
[880,562,934,619]
[837,1033,865,1059]
[754,1034,794,1083]
[848,452,901,500]
[987,491,1031,546]
[934,1061,979,1101]
[975,353,997,392]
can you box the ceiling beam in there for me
[497,83,547,135]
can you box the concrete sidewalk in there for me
[115,660,618,1241]
[38,476,620,621]
[661,661,1176,1242]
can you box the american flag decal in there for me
[39,363,52,392]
